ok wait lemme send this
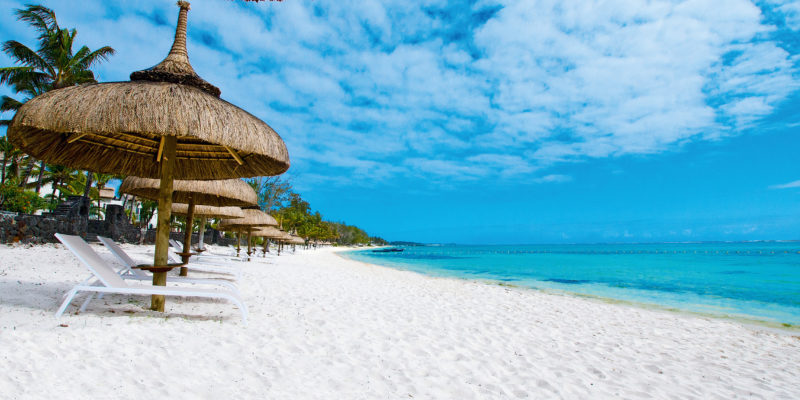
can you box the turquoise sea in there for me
[343,243,800,327]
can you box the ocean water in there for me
[343,243,800,326]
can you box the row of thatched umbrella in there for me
[7,1,289,312]
[171,202,244,252]
[120,176,258,274]
[219,208,278,257]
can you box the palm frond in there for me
[0,67,50,93]
[0,95,25,112]
[78,46,115,70]
[1,41,52,74]
[14,5,58,41]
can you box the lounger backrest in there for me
[170,239,183,251]
[55,234,128,288]
[97,236,148,277]
[97,236,136,267]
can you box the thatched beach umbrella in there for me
[252,226,284,255]
[171,203,245,219]
[7,2,289,312]
[219,209,277,257]
[120,176,256,273]
[171,203,244,254]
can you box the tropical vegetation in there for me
[246,176,386,246]
[0,4,115,215]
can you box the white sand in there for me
[1,242,798,399]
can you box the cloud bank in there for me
[0,0,798,187]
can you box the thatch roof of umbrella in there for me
[252,226,284,238]
[99,186,116,199]
[6,1,289,180]
[276,231,293,241]
[219,209,277,229]
[120,177,257,207]
[171,203,244,219]
[289,236,306,245]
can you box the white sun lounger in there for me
[55,234,248,324]
[97,236,239,292]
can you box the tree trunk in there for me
[51,178,60,208]
[1,153,6,185]
[83,171,93,198]
[17,157,35,188]
[34,161,45,193]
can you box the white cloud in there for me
[534,174,572,184]
[769,180,800,189]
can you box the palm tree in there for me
[0,5,115,191]
[0,136,24,185]
[37,164,78,208]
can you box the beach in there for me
[1,243,799,399]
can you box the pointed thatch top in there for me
[130,1,221,97]
[120,177,257,207]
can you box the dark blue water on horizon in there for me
[342,242,800,326]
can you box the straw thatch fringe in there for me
[120,177,257,207]
[8,81,289,179]
[171,203,244,219]
[219,209,277,228]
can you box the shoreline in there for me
[2,243,799,398]
[338,247,800,333]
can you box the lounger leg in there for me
[55,288,78,318]
[79,293,95,312]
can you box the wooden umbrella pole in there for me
[152,135,177,312]
[179,194,195,275]
[197,217,207,251]
[262,238,267,256]
[236,229,241,257]
[247,228,253,257]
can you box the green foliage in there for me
[0,183,46,213]
[244,176,386,247]
[0,4,116,198]
[246,176,292,212]
[137,200,158,228]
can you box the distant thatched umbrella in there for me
[99,186,116,200]
[252,226,283,238]
[172,203,244,255]
[8,1,289,312]
[120,176,256,273]
[252,226,284,256]
[120,177,257,207]
[219,209,277,257]
[171,203,244,219]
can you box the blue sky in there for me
[1,0,799,244]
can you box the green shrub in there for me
[0,184,47,214]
